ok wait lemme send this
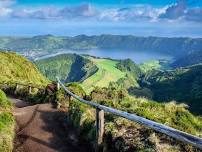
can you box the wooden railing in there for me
[0,81,45,94]
[56,77,202,151]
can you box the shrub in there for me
[0,89,15,152]
[0,90,12,110]
[57,84,202,151]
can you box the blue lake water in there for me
[34,49,172,64]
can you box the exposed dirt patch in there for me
[10,98,87,152]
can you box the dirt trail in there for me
[10,98,87,152]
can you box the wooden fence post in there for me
[14,83,19,95]
[96,108,104,152]
[57,82,60,91]
[28,86,32,94]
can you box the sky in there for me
[0,0,202,37]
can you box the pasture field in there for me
[81,57,126,93]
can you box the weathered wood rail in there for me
[56,77,202,151]
[0,81,45,94]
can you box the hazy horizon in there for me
[0,33,202,38]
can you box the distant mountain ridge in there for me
[172,50,202,67]
[1,35,202,57]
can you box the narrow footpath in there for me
[10,98,86,152]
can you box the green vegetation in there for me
[114,59,141,88]
[36,55,142,94]
[0,90,15,152]
[90,87,202,136]
[140,60,162,73]
[0,49,202,151]
[56,85,202,152]
[143,64,202,115]
[81,57,126,93]
[0,51,50,105]
[0,51,49,86]
[35,53,202,116]
[0,90,12,109]
[35,54,98,82]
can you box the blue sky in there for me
[16,0,202,6]
[0,0,202,37]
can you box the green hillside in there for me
[0,52,49,85]
[35,54,98,82]
[139,60,170,73]
[58,85,202,152]
[34,52,202,115]
[36,54,142,94]
[110,59,142,90]
[81,57,126,93]
[143,64,202,115]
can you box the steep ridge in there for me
[35,54,98,82]
[0,51,49,85]
[36,55,142,94]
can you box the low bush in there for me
[56,84,202,152]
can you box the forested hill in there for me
[35,54,98,82]
[143,64,202,115]
[1,35,202,57]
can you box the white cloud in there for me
[98,5,164,22]
[0,7,12,16]
[0,1,202,23]
[0,0,14,17]
[159,0,202,22]
[10,4,97,19]
[60,4,96,19]
[12,7,61,19]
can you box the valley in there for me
[0,34,202,152]
[1,0,202,151]
[35,52,202,116]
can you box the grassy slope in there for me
[63,86,202,151]
[139,59,171,74]
[81,57,126,93]
[0,51,49,85]
[140,60,162,73]
[0,90,14,152]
